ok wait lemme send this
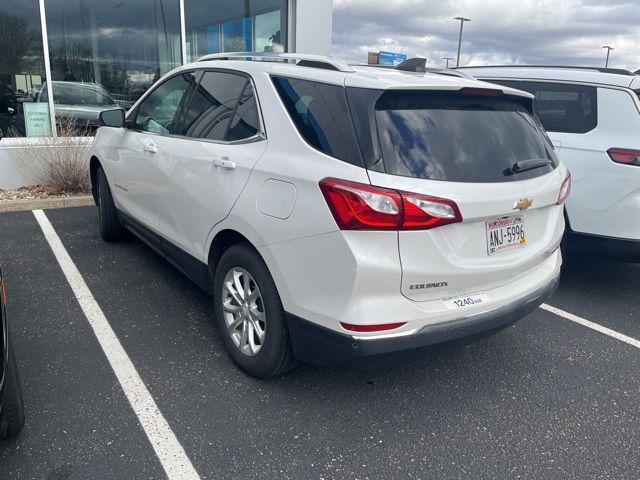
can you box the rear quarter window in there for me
[271,76,363,166]
[520,82,598,134]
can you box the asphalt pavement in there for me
[0,206,638,480]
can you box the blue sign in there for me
[378,51,407,66]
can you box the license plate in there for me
[486,216,526,256]
[443,293,490,310]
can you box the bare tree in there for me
[0,12,38,75]
[9,117,92,193]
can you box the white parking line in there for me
[540,303,640,350]
[33,210,201,480]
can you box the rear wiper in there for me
[503,158,552,176]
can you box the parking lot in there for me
[0,205,638,479]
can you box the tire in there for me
[1,341,25,440]
[97,167,125,242]
[213,244,297,378]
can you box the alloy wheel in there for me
[221,267,266,356]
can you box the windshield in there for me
[41,83,117,107]
[371,91,558,183]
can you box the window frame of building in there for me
[2,0,290,139]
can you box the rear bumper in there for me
[566,230,640,263]
[286,273,560,369]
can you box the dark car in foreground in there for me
[0,266,24,440]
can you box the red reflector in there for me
[459,87,502,96]
[340,322,406,332]
[319,178,463,231]
[607,148,640,166]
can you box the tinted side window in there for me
[272,76,363,166]
[521,82,597,134]
[181,71,247,141]
[227,83,261,141]
[134,73,196,134]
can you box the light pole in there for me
[443,57,454,68]
[454,16,471,68]
[602,45,614,68]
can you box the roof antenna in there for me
[395,58,427,72]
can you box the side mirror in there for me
[99,108,125,128]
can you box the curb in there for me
[0,195,95,213]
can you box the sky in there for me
[331,0,640,71]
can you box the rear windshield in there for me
[370,91,558,183]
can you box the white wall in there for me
[0,140,32,190]
[293,0,333,56]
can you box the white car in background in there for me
[89,54,568,377]
[459,66,640,262]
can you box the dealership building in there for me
[0,0,332,188]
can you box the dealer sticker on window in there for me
[486,216,526,256]
[443,293,490,310]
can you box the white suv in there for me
[458,66,640,262]
[90,53,568,378]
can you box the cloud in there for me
[332,0,640,70]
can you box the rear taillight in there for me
[319,178,462,231]
[607,148,640,167]
[400,192,462,230]
[340,321,406,332]
[318,178,402,230]
[557,171,571,205]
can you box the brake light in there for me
[340,321,406,332]
[459,87,502,96]
[607,148,640,166]
[319,178,462,231]
[557,171,571,205]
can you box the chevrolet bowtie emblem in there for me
[513,198,533,211]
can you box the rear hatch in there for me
[347,87,567,302]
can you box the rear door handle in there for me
[143,141,158,154]
[213,157,236,170]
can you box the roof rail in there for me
[456,65,636,76]
[196,52,354,72]
[354,62,476,80]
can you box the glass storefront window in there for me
[185,0,287,63]
[0,0,289,138]
[0,1,51,138]
[44,0,182,132]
